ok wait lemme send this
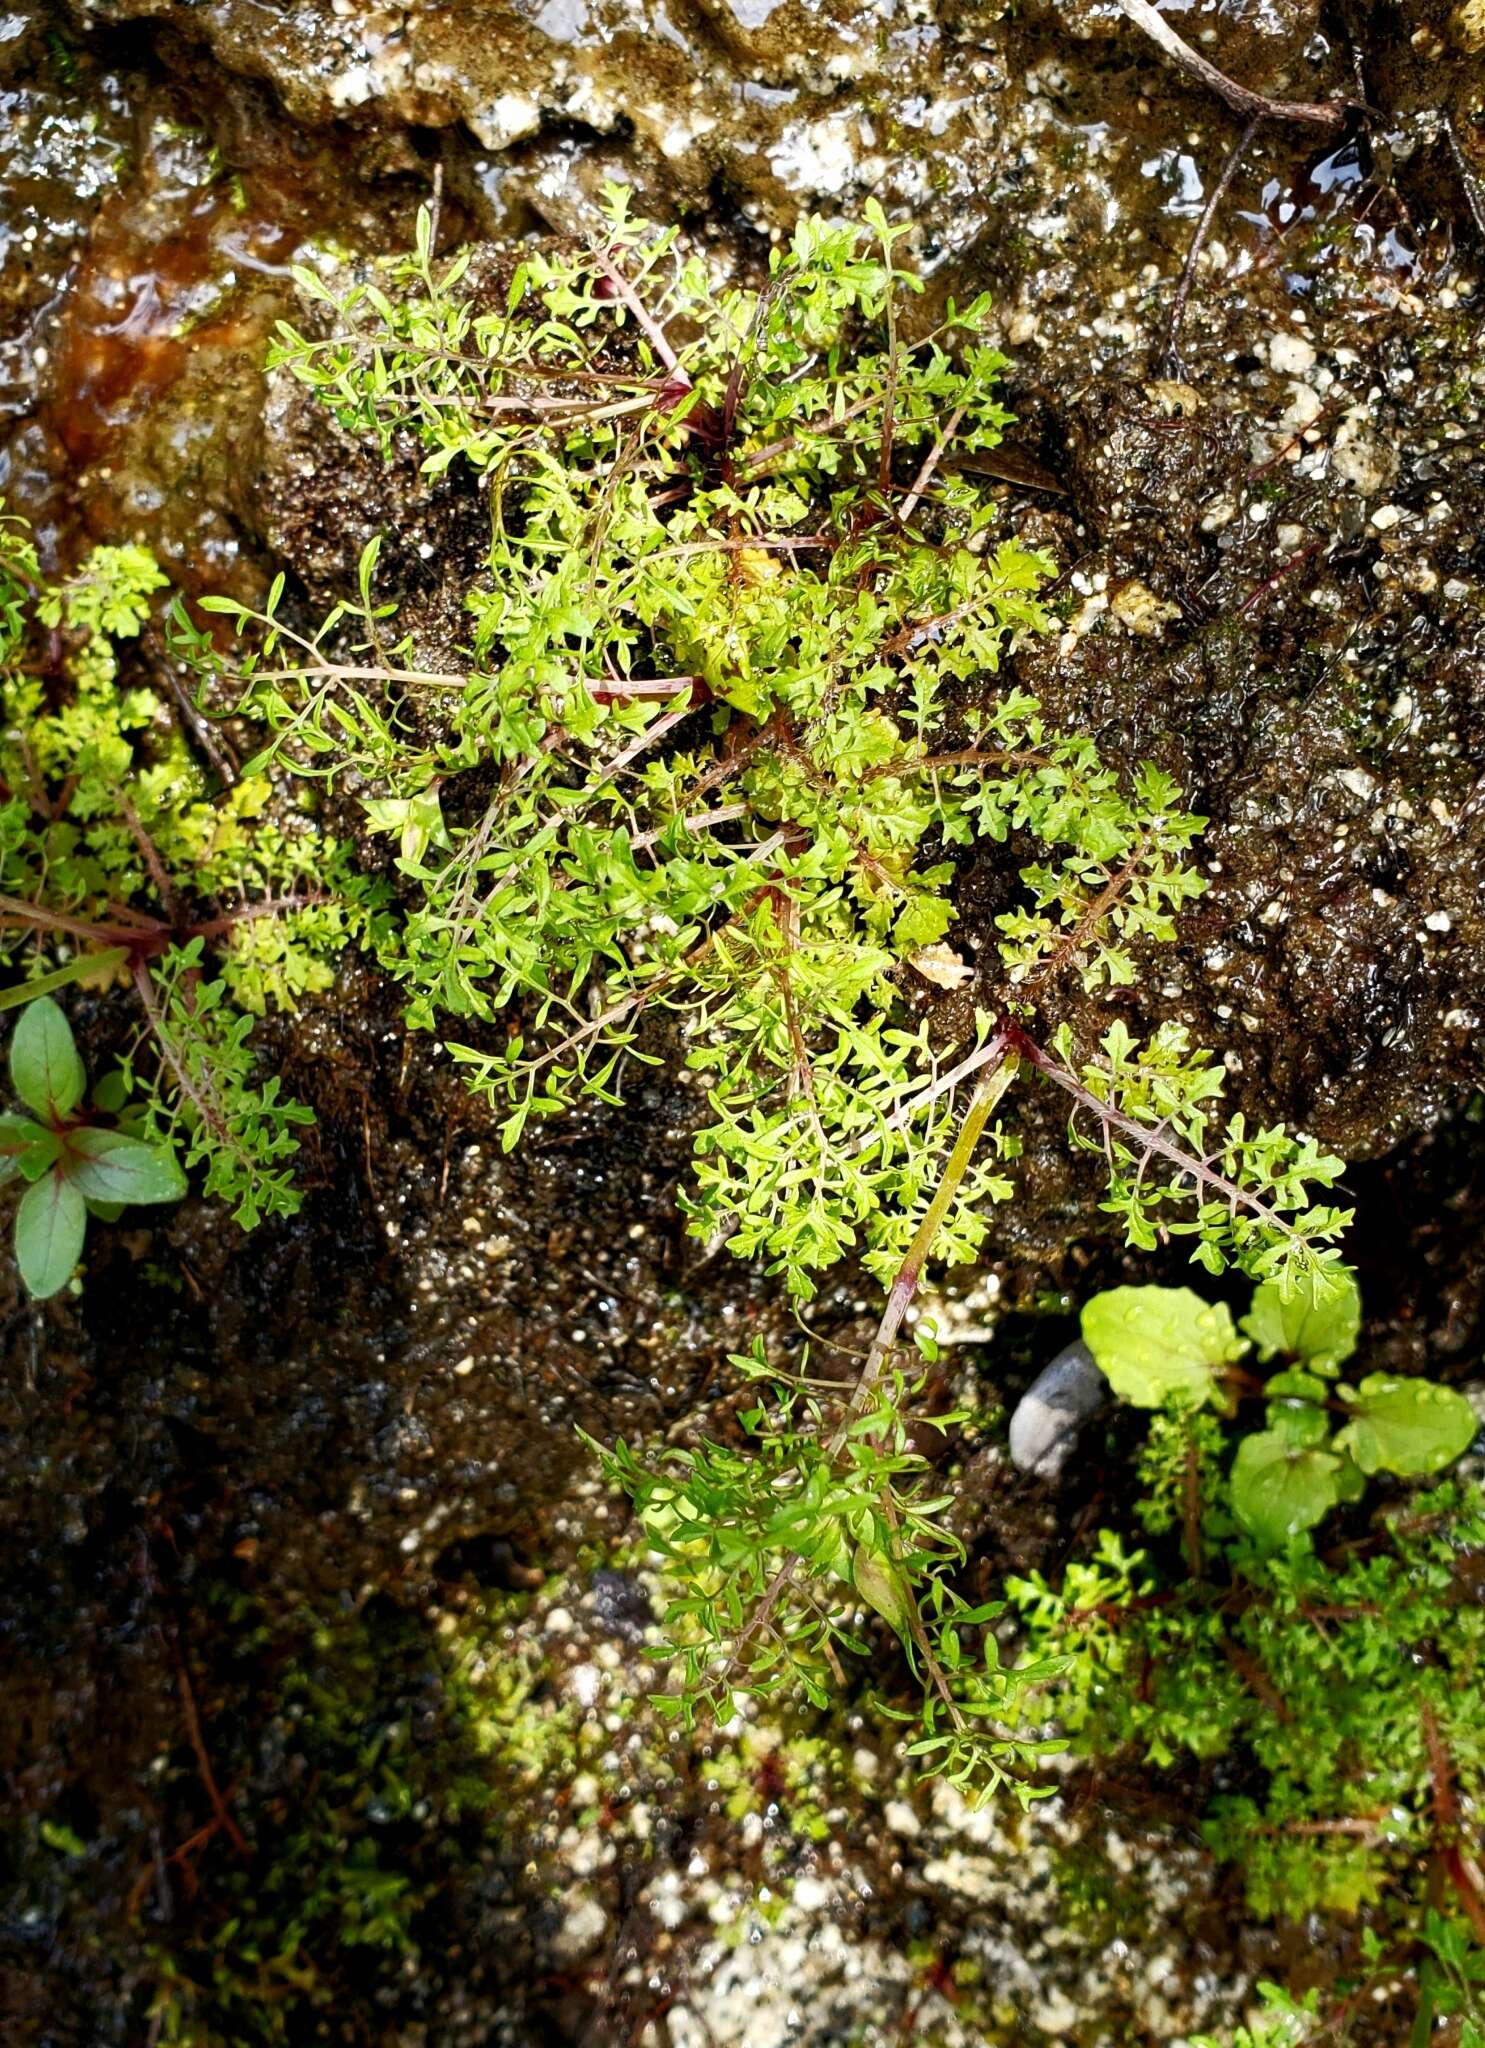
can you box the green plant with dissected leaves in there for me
[176,189,1356,1790]
[590,1339,1067,1803]
[0,507,381,1232]
[1187,1985,1321,2048]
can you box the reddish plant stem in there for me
[1006,1024,1307,1249]
[0,897,170,954]
[131,956,232,1147]
[1238,537,1324,616]
[170,1639,248,1859]
[590,246,690,388]
[115,789,179,925]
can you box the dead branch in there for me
[1118,0,1349,131]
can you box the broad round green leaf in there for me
[1230,1431,1341,1547]
[10,997,85,1124]
[1335,1375,1477,1477]
[1242,1267,1361,1375]
[14,1171,87,1299]
[1081,1285,1244,1410]
[61,1128,187,1207]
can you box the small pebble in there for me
[1009,1340,1108,1480]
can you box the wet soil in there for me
[2,0,1484,2042]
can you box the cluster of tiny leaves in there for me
[588,1344,1065,1804]
[1048,1018,1352,1295]
[178,188,1349,1299]
[117,941,317,1229]
[1009,1469,1485,1925]
[0,508,375,1224]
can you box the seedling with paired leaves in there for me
[1008,1271,1484,2007]
[0,997,183,1297]
[1078,1270,1477,1545]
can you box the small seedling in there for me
[1008,1270,1485,2010]
[0,996,184,1297]
[1077,1269,1477,1544]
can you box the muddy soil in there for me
[2,1,1484,2042]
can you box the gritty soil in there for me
[1,0,1484,2042]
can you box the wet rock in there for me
[1009,1340,1109,1480]
[63,0,1013,228]
[1060,375,1246,557]
[550,1887,608,1963]
[587,1566,655,1643]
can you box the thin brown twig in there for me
[170,1639,249,1858]
[115,790,180,927]
[1118,0,1349,131]
[1160,115,1263,371]
[590,244,690,387]
[1010,1026,1312,1249]
[131,957,232,1146]
[899,405,967,526]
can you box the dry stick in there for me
[1443,114,1485,242]
[898,404,967,527]
[1161,114,1263,371]
[1118,0,1348,131]
[115,790,179,927]
[170,1639,249,1859]
[131,957,233,1148]
[590,245,691,388]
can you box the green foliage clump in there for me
[0,996,183,1296]
[1007,1271,1485,2027]
[183,188,1350,1305]
[591,1340,1065,1803]
[0,505,378,1230]
[1078,1270,1476,1545]
[165,192,1362,1794]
